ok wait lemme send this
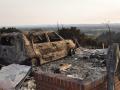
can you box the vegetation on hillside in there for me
[96,31,120,47]
[0,27,21,33]
[58,27,103,48]
[0,26,109,48]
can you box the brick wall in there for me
[34,69,120,90]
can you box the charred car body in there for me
[0,31,75,65]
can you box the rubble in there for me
[50,63,72,73]
[0,47,108,90]
[0,64,31,90]
[40,48,107,81]
[19,77,36,90]
[59,64,72,71]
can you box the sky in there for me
[0,0,120,26]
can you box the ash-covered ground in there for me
[41,48,107,81]
[18,47,108,90]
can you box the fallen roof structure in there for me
[0,64,31,90]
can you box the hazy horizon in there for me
[0,0,120,27]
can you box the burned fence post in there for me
[106,43,120,90]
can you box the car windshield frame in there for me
[47,32,63,42]
[32,33,49,44]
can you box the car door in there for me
[47,32,68,60]
[32,33,53,64]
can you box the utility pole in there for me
[106,23,114,90]
[57,21,60,31]
[107,45,115,90]
[106,23,112,45]
[107,43,119,90]
[106,23,119,90]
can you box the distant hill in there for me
[16,24,120,37]
[1,24,120,38]
[17,23,120,31]
[96,31,120,46]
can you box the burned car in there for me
[0,31,75,65]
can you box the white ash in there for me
[41,48,107,81]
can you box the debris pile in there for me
[0,64,31,90]
[0,48,108,90]
[19,77,36,90]
[41,48,107,81]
